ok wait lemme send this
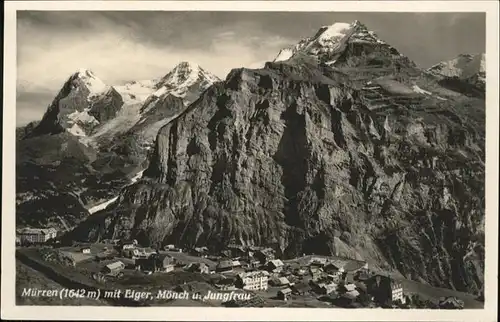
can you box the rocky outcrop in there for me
[69,57,485,294]
[88,86,124,122]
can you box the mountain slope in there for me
[67,23,485,295]
[17,62,220,230]
[426,53,485,97]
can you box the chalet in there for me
[324,263,344,282]
[277,288,292,301]
[129,247,157,259]
[135,254,174,273]
[81,247,91,254]
[324,262,344,274]
[309,267,324,281]
[309,279,337,295]
[266,259,284,273]
[17,227,57,244]
[216,260,234,273]
[103,261,125,275]
[343,283,357,293]
[236,271,269,291]
[184,262,209,274]
[214,278,237,291]
[255,248,275,264]
[270,276,291,287]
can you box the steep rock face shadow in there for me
[273,101,308,228]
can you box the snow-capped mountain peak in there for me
[427,53,485,79]
[315,22,353,45]
[70,68,108,97]
[273,20,395,66]
[155,61,220,94]
[274,20,357,63]
[425,53,485,92]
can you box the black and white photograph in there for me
[2,1,499,321]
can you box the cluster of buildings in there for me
[45,238,406,307]
[207,250,406,306]
[16,227,58,244]
[98,242,210,277]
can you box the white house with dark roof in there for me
[277,288,292,301]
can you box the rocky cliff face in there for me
[69,47,485,294]
[88,86,125,123]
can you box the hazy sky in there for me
[17,11,485,126]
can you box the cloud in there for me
[215,31,236,39]
[17,17,293,93]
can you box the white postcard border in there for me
[2,1,498,321]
